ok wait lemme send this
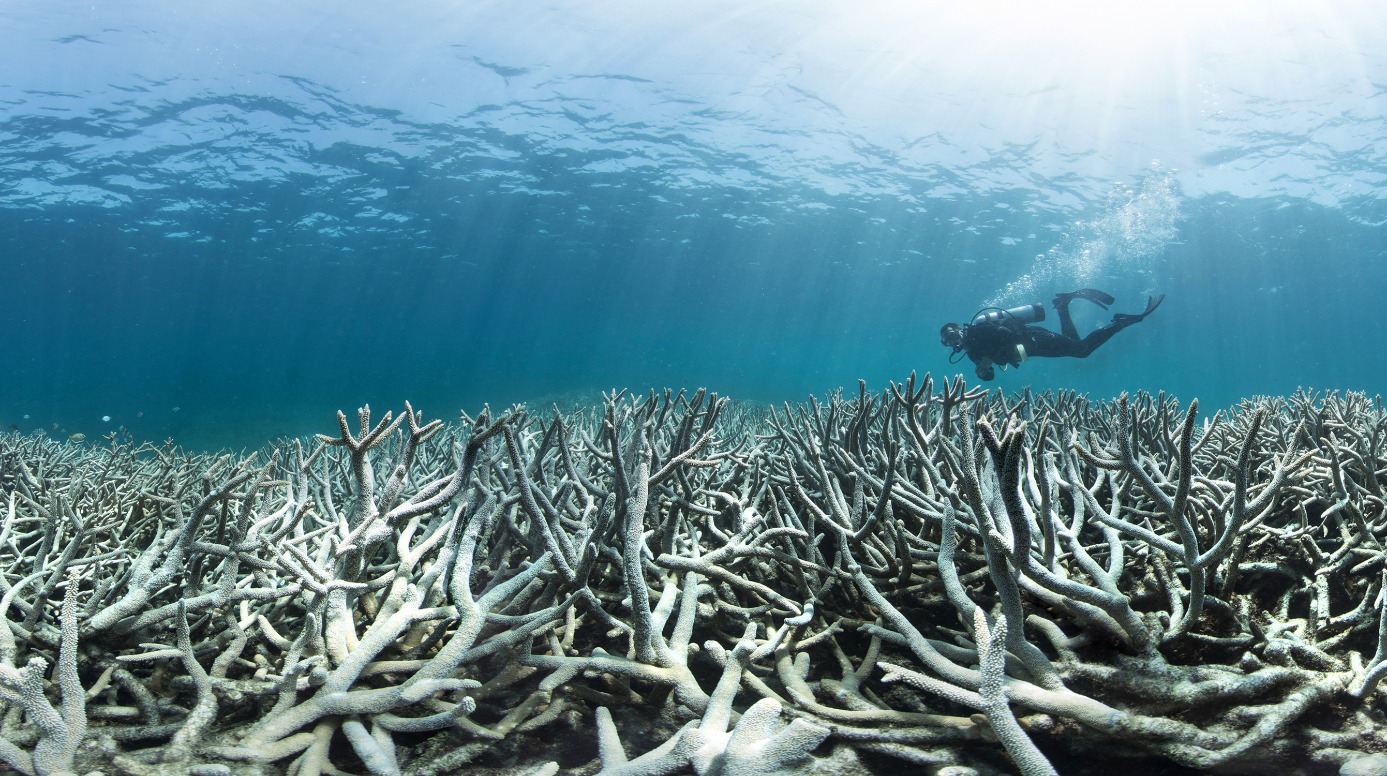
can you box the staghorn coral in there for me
[0,379,1385,774]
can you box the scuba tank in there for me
[972,303,1045,326]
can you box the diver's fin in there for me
[1112,294,1165,326]
[1072,288,1116,308]
[1054,288,1115,310]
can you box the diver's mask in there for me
[940,322,968,365]
[940,323,964,351]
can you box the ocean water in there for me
[3,1,1387,450]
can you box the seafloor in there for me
[0,375,1384,776]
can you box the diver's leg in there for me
[1073,295,1165,356]
[1025,329,1082,358]
[1072,322,1125,357]
[1051,293,1081,341]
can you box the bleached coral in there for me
[0,381,1385,774]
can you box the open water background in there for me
[3,1,1387,450]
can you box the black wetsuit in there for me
[960,295,1141,381]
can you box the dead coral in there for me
[0,381,1385,775]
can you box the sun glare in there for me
[795,0,1376,177]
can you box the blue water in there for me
[4,1,1387,450]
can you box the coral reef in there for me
[1,376,1387,775]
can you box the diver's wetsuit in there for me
[955,291,1163,381]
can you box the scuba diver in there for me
[940,289,1164,381]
